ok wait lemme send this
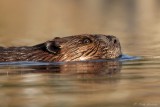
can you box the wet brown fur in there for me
[0,34,122,62]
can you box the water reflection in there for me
[0,60,121,76]
[0,61,122,107]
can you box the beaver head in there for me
[0,34,122,62]
[43,34,121,62]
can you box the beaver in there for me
[0,34,121,62]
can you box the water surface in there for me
[0,55,159,107]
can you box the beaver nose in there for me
[106,35,118,44]
[106,35,113,41]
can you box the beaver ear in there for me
[46,39,61,55]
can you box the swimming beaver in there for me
[0,34,121,62]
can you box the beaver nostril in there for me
[113,39,117,44]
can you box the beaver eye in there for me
[82,38,92,44]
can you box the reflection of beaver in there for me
[59,61,121,75]
[0,34,121,62]
[0,60,121,76]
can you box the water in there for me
[1,0,160,107]
[0,55,159,107]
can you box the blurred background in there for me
[0,0,160,56]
